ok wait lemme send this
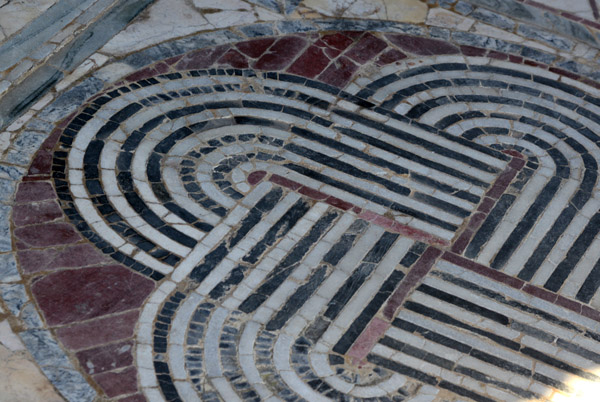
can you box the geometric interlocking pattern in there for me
[49,48,600,400]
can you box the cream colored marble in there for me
[0,320,63,402]
[192,0,252,10]
[93,61,136,83]
[100,0,212,56]
[0,0,58,44]
[471,22,524,43]
[426,8,474,31]
[0,320,24,351]
[542,0,595,20]
[301,0,427,22]
[383,0,428,22]
[203,10,258,29]
[255,6,284,21]
[55,53,108,92]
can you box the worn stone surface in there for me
[6,1,600,401]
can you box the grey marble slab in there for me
[0,0,155,130]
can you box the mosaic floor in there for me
[5,0,600,401]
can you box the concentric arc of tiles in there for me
[41,31,600,402]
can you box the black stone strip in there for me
[380,335,454,370]
[576,258,600,303]
[189,188,283,282]
[335,125,489,188]
[380,336,537,399]
[366,354,495,402]
[333,108,501,175]
[368,65,600,146]
[368,63,584,102]
[533,75,585,98]
[83,138,182,265]
[518,204,578,281]
[454,365,538,399]
[283,142,411,197]
[403,301,520,350]
[284,162,459,231]
[209,199,312,301]
[556,337,600,365]
[521,347,600,381]
[333,269,405,355]
[113,131,200,247]
[490,176,562,269]
[465,194,515,259]
[438,380,496,402]
[459,119,595,276]
[373,105,511,162]
[413,192,471,218]
[405,299,600,382]
[366,354,438,385]
[301,220,370,344]
[324,232,399,320]
[124,189,197,248]
[410,172,480,204]
[322,219,369,266]
[392,316,570,392]
[435,111,486,130]
[144,119,264,233]
[288,125,408,176]
[417,284,510,325]
[400,242,428,268]
[119,121,214,244]
[275,72,341,97]
[153,290,187,401]
[405,96,452,119]
[238,211,339,314]
[58,198,165,280]
[544,212,600,292]
[266,266,327,331]
[243,198,312,264]
[430,270,594,336]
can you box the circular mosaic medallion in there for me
[42,30,600,402]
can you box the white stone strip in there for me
[70,176,176,273]
[417,277,535,337]
[288,136,474,225]
[392,310,574,394]
[436,260,600,341]
[169,292,204,380]
[312,237,414,397]
[138,280,177,402]
[224,204,335,400]
[195,191,302,296]
[559,201,600,298]
[228,201,329,307]
[238,214,372,399]
[275,333,330,402]
[239,321,276,400]
[261,79,338,104]
[170,181,271,282]
[162,165,220,225]
[503,178,580,276]
[204,307,243,402]
[261,213,355,315]
[530,209,596,287]
[320,167,465,225]
[350,119,504,180]
[477,166,553,266]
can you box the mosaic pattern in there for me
[8,13,600,401]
